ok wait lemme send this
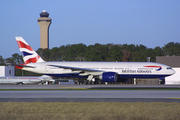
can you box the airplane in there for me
[15,37,175,82]
[0,75,55,85]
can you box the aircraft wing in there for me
[48,65,102,72]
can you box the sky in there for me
[1,0,180,58]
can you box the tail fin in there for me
[15,37,44,64]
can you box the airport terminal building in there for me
[0,66,14,77]
[156,56,180,84]
[132,56,180,85]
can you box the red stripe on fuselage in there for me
[144,66,161,68]
[16,41,33,51]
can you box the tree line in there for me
[1,42,180,76]
[1,42,180,66]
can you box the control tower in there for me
[37,10,52,49]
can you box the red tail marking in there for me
[25,55,40,64]
[17,41,33,51]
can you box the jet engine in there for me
[99,72,118,82]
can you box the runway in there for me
[0,85,180,102]
[0,84,180,89]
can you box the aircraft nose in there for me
[170,69,176,75]
[171,69,176,75]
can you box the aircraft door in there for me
[127,65,132,70]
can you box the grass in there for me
[0,102,180,120]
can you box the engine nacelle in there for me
[99,72,118,82]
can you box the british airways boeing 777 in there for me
[15,37,175,82]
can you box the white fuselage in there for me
[21,61,175,78]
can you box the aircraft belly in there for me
[119,74,169,78]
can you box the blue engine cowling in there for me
[100,72,118,82]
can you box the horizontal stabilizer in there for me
[15,64,35,68]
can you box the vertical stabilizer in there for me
[15,37,44,64]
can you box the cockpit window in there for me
[167,67,172,69]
